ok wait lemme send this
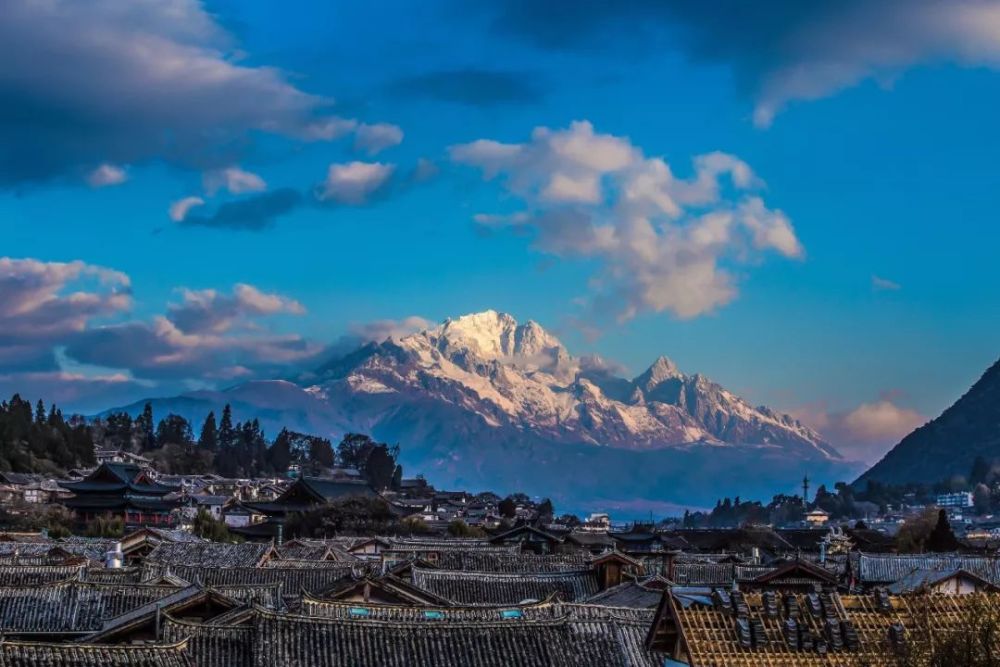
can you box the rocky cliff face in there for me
[855,357,1000,488]
[105,310,855,509]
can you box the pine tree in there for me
[198,412,218,451]
[135,403,155,450]
[218,404,235,449]
[34,400,46,427]
[268,429,293,475]
[927,509,961,552]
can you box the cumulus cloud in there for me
[491,0,1000,126]
[354,123,404,156]
[316,162,396,204]
[872,275,902,291]
[178,189,302,230]
[168,284,305,335]
[0,257,131,343]
[0,255,321,393]
[451,120,802,323]
[65,317,319,382]
[64,282,318,381]
[0,257,131,376]
[389,68,544,106]
[0,0,359,185]
[791,396,927,464]
[168,196,206,222]
[86,164,128,188]
[203,166,267,196]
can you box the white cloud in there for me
[354,123,404,155]
[316,162,395,204]
[203,166,267,195]
[791,397,927,464]
[168,196,205,222]
[168,284,305,335]
[451,120,803,323]
[872,275,902,291]
[0,257,132,373]
[86,163,128,188]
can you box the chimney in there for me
[104,542,123,569]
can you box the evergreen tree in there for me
[927,509,961,552]
[198,412,218,451]
[537,498,554,519]
[499,497,517,519]
[364,445,396,490]
[34,399,46,426]
[103,412,133,450]
[240,419,268,477]
[390,464,402,491]
[308,436,336,471]
[218,404,235,449]
[268,429,293,474]
[337,433,376,469]
[135,403,155,450]
[155,414,193,447]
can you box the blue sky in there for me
[2,0,999,463]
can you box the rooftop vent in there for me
[783,594,801,619]
[841,620,860,651]
[875,588,892,613]
[783,619,800,650]
[735,617,752,649]
[888,622,906,653]
[761,590,779,618]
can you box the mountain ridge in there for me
[101,310,857,509]
[855,357,1000,488]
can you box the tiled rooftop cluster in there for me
[1,519,1000,664]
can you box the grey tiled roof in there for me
[0,580,181,634]
[410,567,600,605]
[167,606,663,667]
[162,616,252,667]
[431,552,591,573]
[83,567,143,584]
[0,565,83,586]
[146,543,273,568]
[855,553,1000,584]
[584,580,664,609]
[0,639,193,666]
[142,563,356,594]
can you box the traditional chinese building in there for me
[233,476,376,539]
[58,463,181,528]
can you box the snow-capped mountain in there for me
[106,310,857,510]
[307,310,836,456]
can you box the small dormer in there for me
[591,551,643,590]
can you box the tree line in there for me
[94,403,403,489]
[0,392,403,490]
[0,394,96,474]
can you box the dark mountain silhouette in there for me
[855,357,1000,488]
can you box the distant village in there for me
[0,421,996,665]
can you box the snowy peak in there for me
[634,356,684,390]
[304,309,841,461]
[418,310,568,371]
